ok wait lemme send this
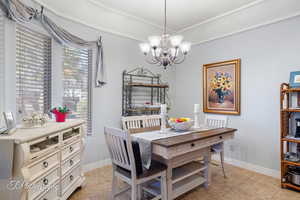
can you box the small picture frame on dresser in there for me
[3,112,16,134]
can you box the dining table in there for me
[132,127,237,200]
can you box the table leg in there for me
[166,164,173,200]
[204,149,212,187]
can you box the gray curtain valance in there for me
[0,0,106,87]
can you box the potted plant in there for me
[50,106,70,122]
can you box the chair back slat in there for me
[104,127,136,172]
[122,115,161,133]
[205,114,228,128]
[143,115,161,128]
[122,116,143,130]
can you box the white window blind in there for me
[0,11,4,125]
[16,25,52,116]
[62,46,92,134]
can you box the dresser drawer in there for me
[62,126,81,145]
[28,167,60,200]
[29,134,60,161]
[61,165,81,195]
[171,132,234,156]
[61,153,81,176]
[61,140,81,161]
[36,184,59,200]
[27,152,60,182]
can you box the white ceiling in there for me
[90,0,258,31]
[34,0,300,43]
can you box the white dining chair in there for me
[122,115,161,134]
[122,116,143,131]
[104,127,167,200]
[205,114,228,178]
[142,115,161,129]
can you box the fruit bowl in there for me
[168,118,193,131]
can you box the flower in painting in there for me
[210,72,233,103]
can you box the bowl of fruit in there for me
[168,117,193,131]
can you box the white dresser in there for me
[0,119,85,200]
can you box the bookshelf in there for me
[280,83,300,190]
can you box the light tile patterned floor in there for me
[69,164,300,200]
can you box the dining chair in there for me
[104,127,167,200]
[122,115,161,134]
[205,114,228,178]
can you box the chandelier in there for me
[139,0,191,68]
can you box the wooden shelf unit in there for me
[282,160,300,167]
[282,137,300,144]
[281,109,300,112]
[282,183,300,191]
[122,68,168,116]
[127,82,169,88]
[280,83,300,191]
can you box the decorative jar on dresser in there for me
[0,119,85,200]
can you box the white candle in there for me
[160,104,167,114]
[194,104,200,113]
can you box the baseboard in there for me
[212,154,280,179]
[82,158,111,173]
[83,156,280,179]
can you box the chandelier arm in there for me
[173,54,187,64]
[145,58,160,65]
[144,54,160,64]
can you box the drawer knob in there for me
[43,161,48,168]
[219,136,223,139]
[70,159,74,166]
[43,178,49,186]
[70,175,74,182]
[69,146,74,153]
[191,143,195,147]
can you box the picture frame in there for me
[3,112,16,133]
[203,59,241,115]
[289,71,300,88]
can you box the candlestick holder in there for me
[160,113,167,133]
[193,111,200,129]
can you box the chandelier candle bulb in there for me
[194,104,200,113]
[160,104,167,114]
[160,104,167,133]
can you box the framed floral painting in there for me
[203,59,241,115]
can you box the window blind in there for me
[62,46,92,134]
[16,25,52,116]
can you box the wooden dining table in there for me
[146,128,237,200]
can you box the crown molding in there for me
[87,0,176,33]
[32,0,300,46]
[191,11,300,46]
[181,0,300,45]
[32,0,160,42]
[177,0,267,33]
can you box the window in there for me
[16,25,52,116]
[62,46,92,134]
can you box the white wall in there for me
[1,9,176,165]
[173,16,300,172]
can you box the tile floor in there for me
[69,164,299,200]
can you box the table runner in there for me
[132,126,212,169]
